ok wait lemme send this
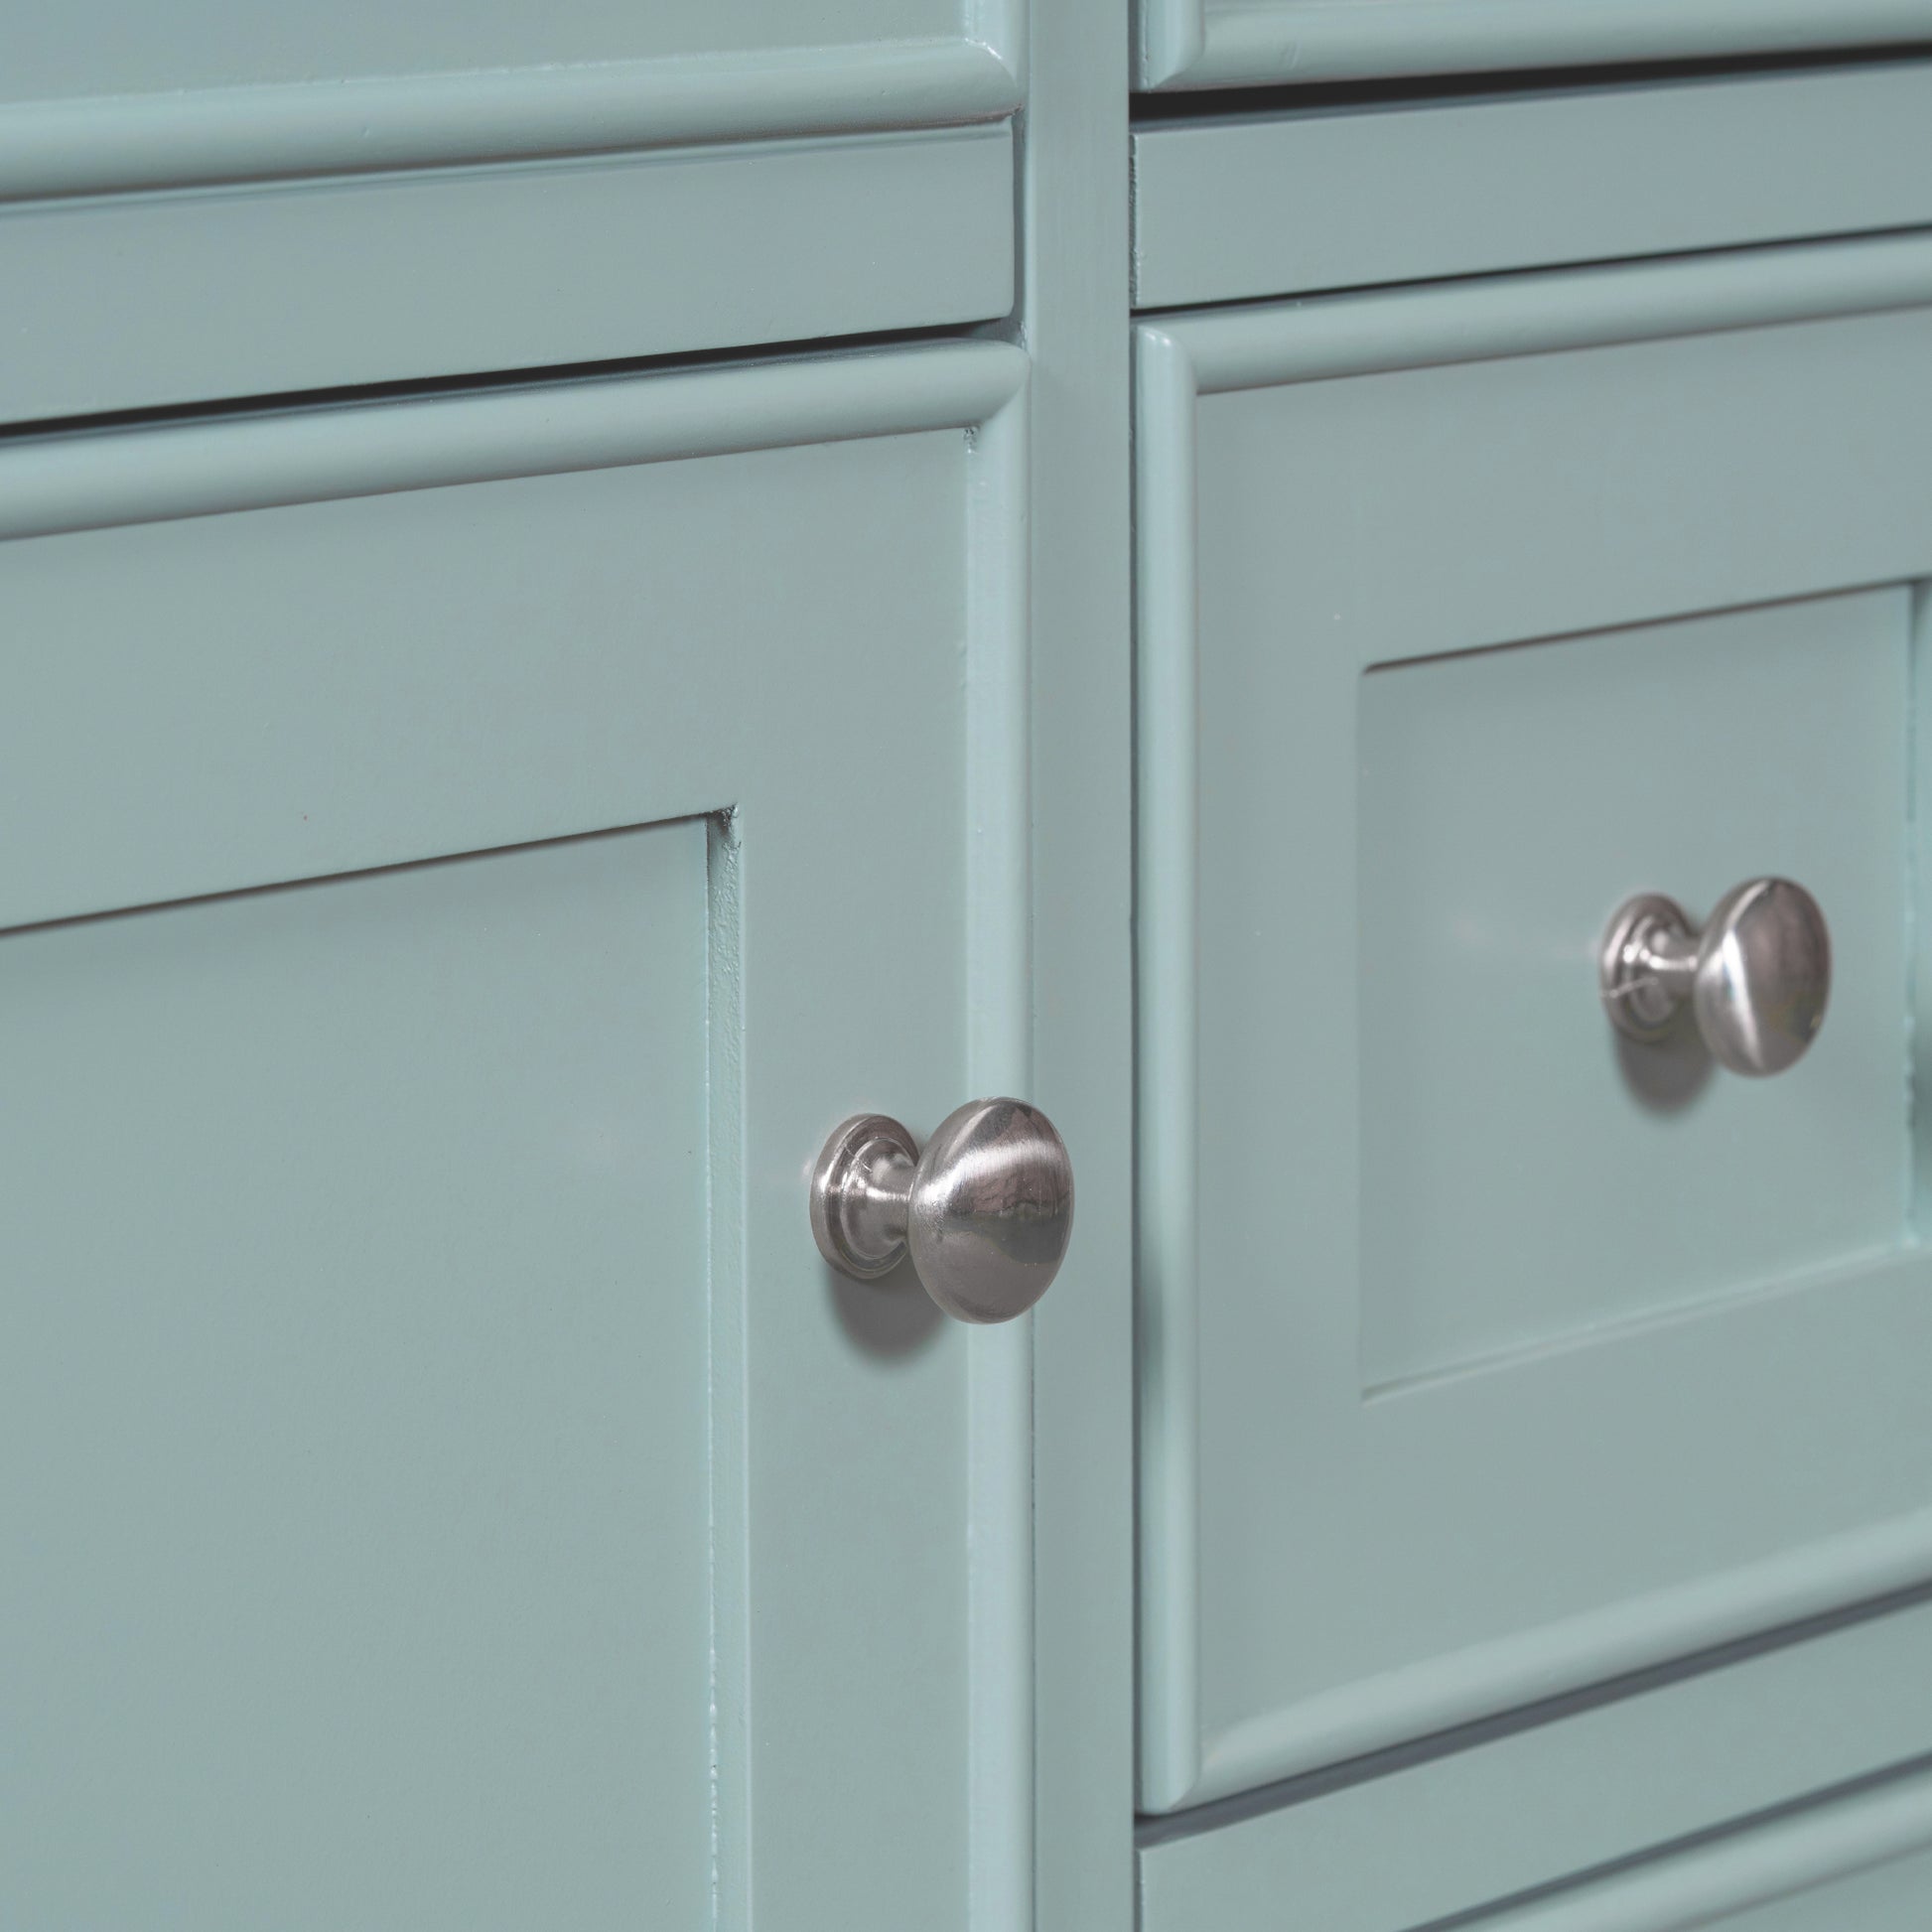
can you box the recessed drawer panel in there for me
[1135,233,1932,1814]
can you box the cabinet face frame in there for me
[0,342,1035,1930]
[1134,233,1932,1815]
[1136,0,1932,91]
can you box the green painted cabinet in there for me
[0,344,1069,1930]
[20,0,1932,1924]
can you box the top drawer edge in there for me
[1137,0,1932,91]
[0,38,1019,203]
[1133,58,1932,311]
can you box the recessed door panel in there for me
[0,826,713,1927]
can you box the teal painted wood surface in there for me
[1151,1760,1932,1932]
[1021,0,1139,1924]
[0,41,1017,199]
[0,125,1014,425]
[1470,1767,1932,1932]
[1131,62,1932,311]
[0,342,1034,1929]
[1358,594,1908,1386]
[1138,1593,1932,1932]
[0,6,1020,422]
[1,824,715,1928]
[0,1,974,113]
[1700,1836,1932,1932]
[1136,233,1932,1813]
[1137,0,1932,89]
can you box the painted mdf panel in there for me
[0,342,1032,1927]
[0,827,713,1927]
[1,0,961,98]
[1130,63,1932,311]
[1718,1844,1932,1931]
[1137,1599,1932,1932]
[0,128,1016,424]
[1135,235,1932,1814]
[0,0,1019,415]
[1357,599,1908,1386]
[1137,0,1932,89]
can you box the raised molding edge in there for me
[1164,229,1932,394]
[0,340,1031,541]
[1131,234,1932,1814]
[1134,321,1205,1815]
[1138,1597,1932,1932]
[963,378,1038,1932]
[1190,1506,1932,1808]
[0,37,1020,200]
[1486,1763,1932,1932]
[1138,0,1932,89]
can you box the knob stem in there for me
[812,1115,919,1281]
[1625,915,1698,1001]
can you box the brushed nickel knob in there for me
[809,1099,1073,1323]
[1599,879,1831,1076]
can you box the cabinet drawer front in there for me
[1136,233,1932,1813]
[0,7,1017,418]
[1132,63,1932,312]
[0,343,1033,1930]
[1137,0,1932,89]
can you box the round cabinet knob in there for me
[809,1098,1073,1323]
[1599,878,1831,1076]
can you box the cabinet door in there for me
[1135,233,1932,1813]
[0,344,1034,1930]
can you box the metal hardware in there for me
[809,1098,1074,1323]
[1599,878,1831,1076]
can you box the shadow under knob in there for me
[809,1098,1074,1323]
[1599,878,1831,1077]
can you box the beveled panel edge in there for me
[1130,244,1932,1813]
[1131,62,1932,312]
[0,338,1030,542]
[1138,0,1932,89]
[1139,1596,1932,1932]
[0,37,1020,200]
[1157,228,1932,394]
